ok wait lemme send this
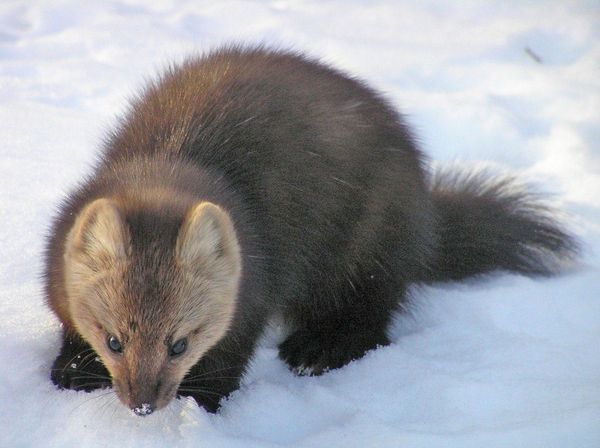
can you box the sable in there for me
[45,46,577,415]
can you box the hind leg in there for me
[279,269,403,375]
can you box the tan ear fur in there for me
[176,202,241,278]
[65,198,130,271]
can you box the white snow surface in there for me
[1,1,599,447]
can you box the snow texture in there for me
[1,1,599,447]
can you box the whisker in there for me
[78,351,102,370]
[97,393,114,416]
[68,391,115,416]
[182,364,244,381]
[60,348,95,372]
[68,376,110,383]
[181,376,240,384]
[51,367,111,378]
[172,398,187,413]
[72,381,112,390]
[177,388,224,397]
[101,394,119,420]
[78,373,111,380]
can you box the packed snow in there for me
[1,1,599,447]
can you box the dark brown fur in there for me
[45,46,577,414]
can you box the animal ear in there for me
[176,202,241,278]
[65,198,130,270]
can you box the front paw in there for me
[51,350,111,392]
[179,359,244,413]
[178,376,239,413]
[279,327,389,375]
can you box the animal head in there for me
[63,198,241,415]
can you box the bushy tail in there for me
[425,167,578,283]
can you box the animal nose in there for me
[132,403,154,417]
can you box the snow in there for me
[1,1,599,447]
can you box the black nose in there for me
[132,403,154,417]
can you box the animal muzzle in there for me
[128,379,162,416]
[110,370,161,416]
[132,402,155,417]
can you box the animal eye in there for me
[107,335,122,353]
[169,338,187,357]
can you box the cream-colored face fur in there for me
[63,198,241,412]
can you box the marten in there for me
[45,46,577,416]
